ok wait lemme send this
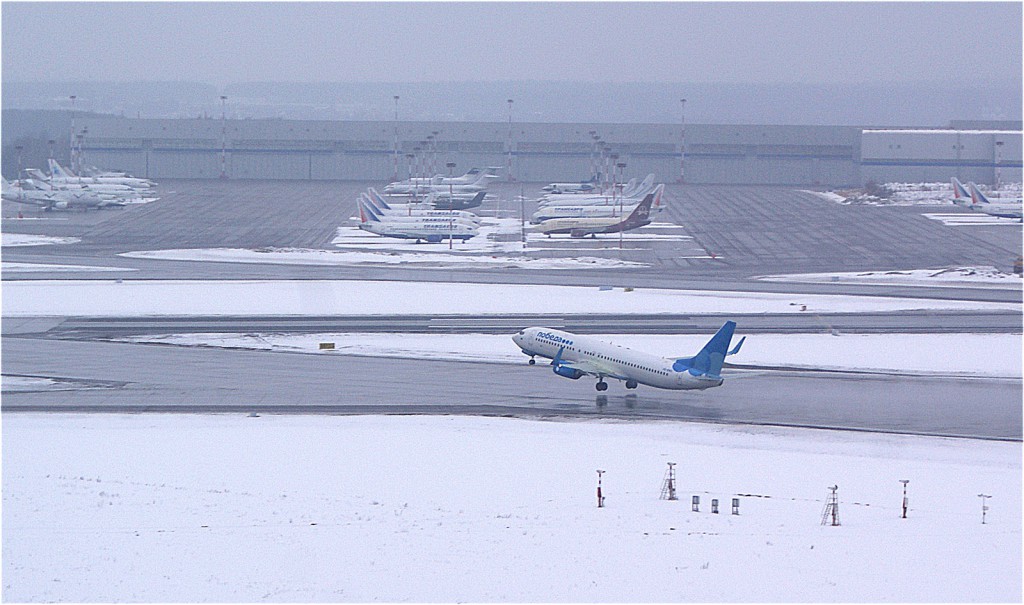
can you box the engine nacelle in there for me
[53,201,70,209]
[553,365,584,380]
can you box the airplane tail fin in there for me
[623,191,655,223]
[672,321,739,378]
[357,196,380,223]
[367,188,392,210]
[48,159,76,179]
[651,184,665,210]
[967,182,991,205]
[951,177,971,201]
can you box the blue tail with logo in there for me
[672,321,744,378]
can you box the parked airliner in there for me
[49,159,155,190]
[366,188,482,224]
[2,178,111,210]
[541,175,599,193]
[356,197,478,242]
[967,182,1022,220]
[512,322,745,391]
[534,188,658,237]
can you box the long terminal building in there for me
[73,116,1022,186]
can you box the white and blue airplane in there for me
[512,322,745,391]
[967,182,1022,220]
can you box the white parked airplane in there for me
[1,178,113,210]
[532,184,665,223]
[541,175,599,193]
[360,194,481,227]
[384,168,497,195]
[537,174,656,207]
[950,177,973,206]
[512,322,745,391]
[356,197,479,243]
[365,189,482,224]
[26,168,140,199]
[966,182,1022,220]
[534,186,660,237]
[49,159,155,189]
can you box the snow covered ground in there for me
[923,212,1023,227]
[1,261,134,273]
[0,233,80,247]
[758,266,1022,289]
[805,181,1022,207]
[121,332,1022,379]
[3,414,1019,602]
[4,279,1019,318]
[121,247,648,270]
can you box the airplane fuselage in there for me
[513,328,725,390]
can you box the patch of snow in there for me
[4,280,1019,318]
[758,266,1022,289]
[1,233,80,247]
[120,247,648,270]
[119,332,1023,378]
[3,414,1019,602]
[2,262,135,273]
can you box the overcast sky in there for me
[2,2,1021,87]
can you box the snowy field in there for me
[121,332,1022,379]
[923,212,1023,227]
[1,261,135,273]
[2,414,1019,602]
[121,247,648,270]
[0,233,80,247]
[805,181,1022,207]
[757,266,1022,290]
[4,279,1019,318]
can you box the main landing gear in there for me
[595,380,608,392]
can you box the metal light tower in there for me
[15,145,23,183]
[69,95,77,170]
[220,95,228,179]
[995,140,1004,189]
[75,134,85,176]
[679,98,687,184]
[978,493,991,524]
[506,98,514,182]
[392,95,400,181]
[616,160,626,250]
[447,161,456,250]
[900,479,909,519]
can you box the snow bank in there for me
[3,414,1019,602]
[4,279,1018,318]
[121,332,1023,378]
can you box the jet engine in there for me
[553,365,584,380]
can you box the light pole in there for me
[15,145,23,183]
[679,98,687,184]
[79,126,88,174]
[431,131,440,177]
[995,140,1004,189]
[588,131,598,179]
[220,95,228,179]
[506,98,514,182]
[69,95,77,171]
[978,493,991,524]
[392,95,400,181]
[447,161,456,250]
[616,160,626,250]
[75,134,85,177]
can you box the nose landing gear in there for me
[528,356,536,365]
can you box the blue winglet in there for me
[728,336,746,356]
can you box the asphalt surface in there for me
[2,179,1021,440]
[4,337,1020,441]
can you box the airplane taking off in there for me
[966,182,1023,219]
[512,322,745,391]
[533,186,660,237]
[356,197,478,243]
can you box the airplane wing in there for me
[554,357,630,381]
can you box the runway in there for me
[3,337,1020,441]
[3,181,1020,441]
